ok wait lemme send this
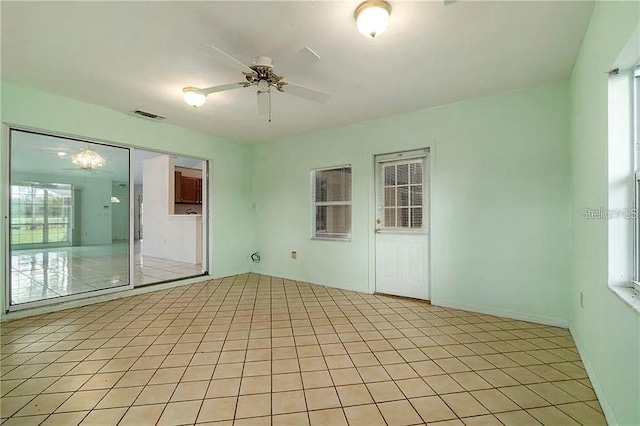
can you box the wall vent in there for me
[130,109,166,121]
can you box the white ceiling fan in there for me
[183,46,330,122]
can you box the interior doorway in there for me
[132,149,208,286]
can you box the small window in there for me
[111,196,121,204]
[311,166,352,240]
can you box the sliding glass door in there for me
[7,129,132,309]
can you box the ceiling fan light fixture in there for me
[355,0,392,38]
[72,147,105,170]
[183,87,206,107]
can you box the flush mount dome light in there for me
[183,87,206,107]
[355,0,392,38]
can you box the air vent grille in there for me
[130,109,166,121]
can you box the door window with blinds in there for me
[378,155,428,231]
[311,166,352,240]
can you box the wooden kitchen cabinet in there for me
[175,172,202,204]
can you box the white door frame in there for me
[367,143,436,298]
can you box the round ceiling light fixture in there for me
[354,0,392,39]
[183,87,206,107]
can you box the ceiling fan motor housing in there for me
[245,57,285,91]
[253,56,273,67]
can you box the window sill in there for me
[311,237,352,242]
[608,285,640,314]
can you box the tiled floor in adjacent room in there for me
[10,241,203,305]
[0,274,606,425]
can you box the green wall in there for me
[0,81,253,313]
[251,80,572,327]
[569,2,640,425]
[3,6,639,421]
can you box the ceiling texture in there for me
[1,1,594,143]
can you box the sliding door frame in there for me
[2,123,211,313]
[4,126,134,312]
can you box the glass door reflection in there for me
[9,130,131,307]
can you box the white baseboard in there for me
[432,298,570,328]
[569,322,618,426]
[250,269,370,294]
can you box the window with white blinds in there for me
[311,166,352,240]
[382,159,424,229]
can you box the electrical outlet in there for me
[580,292,584,308]
[291,251,297,259]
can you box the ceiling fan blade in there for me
[199,82,246,95]
[257,91,269,116]
[202,45,255,75]
[279,47,321,74]
[281,82,330,104]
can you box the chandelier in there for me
[72,147,105,170]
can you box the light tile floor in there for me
[10,241,203,305]
[0,274,606,425]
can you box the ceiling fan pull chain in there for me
[268,90,272,123]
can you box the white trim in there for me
[311,237,352,243]
[569,322,618,426]
[375,148,428,163]
[608,284,640,314]
[3,125,11,314]
[311,163,351,173]
[253,270,370,295]
[128,146,135,289]
[202,160,210,275]
[431,298,570,328]
[315,201,351,207]
[634,73,639,282]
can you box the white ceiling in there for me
[1,1,594,143]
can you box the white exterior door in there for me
[375,151,430,300]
